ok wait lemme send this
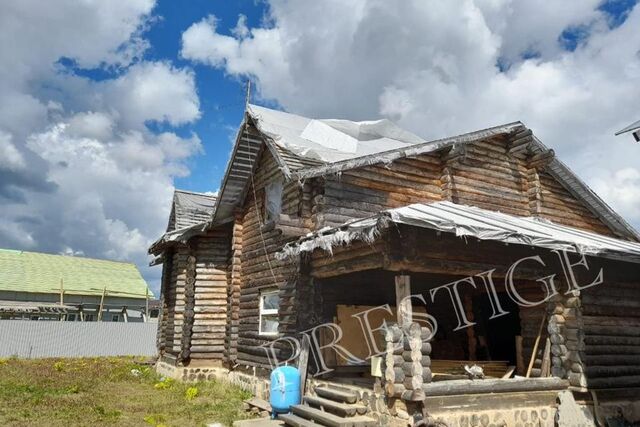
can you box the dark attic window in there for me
[264,178,283,222]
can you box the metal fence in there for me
[0,321,157,358]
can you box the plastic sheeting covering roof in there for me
[170,190,217,231]
[247,104,426,164]
[149,221,209,256]
[279,202,640,264]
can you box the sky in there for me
[1,0,639,295]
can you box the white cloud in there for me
[103,62,201,128]
[182,0,640,233]
[0,0,203,292]
[67,112,114,141]
[592,168,640,227]
[0,131,26,171]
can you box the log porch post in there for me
[395,274,411,327]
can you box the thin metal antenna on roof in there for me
[245,80,251,110]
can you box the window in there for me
[149,309,159,319]
[264,178,283,222]
[259,290,280,336]
[67,314,76,322]
[111,314,120,322]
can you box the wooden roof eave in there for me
[289,121,526,181]
[528,136,640,242]
[210,112,294,225]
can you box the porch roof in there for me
[278,201,640,264]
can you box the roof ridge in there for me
[0,248,137,266]
[174,189,218,198]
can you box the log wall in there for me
[158,247,189,362]
[156,124,631,372]
[318,136,618,237]
[236,148,300,369]
[321,153,443,227]
[156,250,173,356]
[188,227,231,361]
[581,281,640,389]
[224,213,242,365]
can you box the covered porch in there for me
[278,202,640,420]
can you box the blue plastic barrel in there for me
[270,365,301,414]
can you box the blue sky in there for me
[144,0,639,196]
[147,0,268,195]
[1,0,639,293]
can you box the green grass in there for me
[0,357,253,427]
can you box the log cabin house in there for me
[151,105,640,426]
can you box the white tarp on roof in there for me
[172,190,216,230]
[279,201,640,264]
[247,104,426,163]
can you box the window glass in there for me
[265,179,283,221]
[260,316,279,335]
[262,293,280,311]
[259,290,279,336]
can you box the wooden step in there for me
[244,397,272,413]
[278,413,319,427]
[291,405,376,427]
[314,386,358,404]
[304,395,367,417]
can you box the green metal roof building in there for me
[0,249,154,322]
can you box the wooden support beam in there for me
[527,316,546,378]
[507,129,533,153]
[395,275,412,327]
[464,293,476,360]
[298,335,310,403]
[516,335,524,376]
[423,377,567,397]
[97,286,107,322]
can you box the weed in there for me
[144,414,167,426]
[93,405,122,420]
[153,377,174,390]
[0,357,251,426]
[185,386,199,401]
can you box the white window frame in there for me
[258,289,280,337]
[111,314,120,322]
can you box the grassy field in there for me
[0,357,253,427]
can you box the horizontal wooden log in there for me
[423,378,568,397]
